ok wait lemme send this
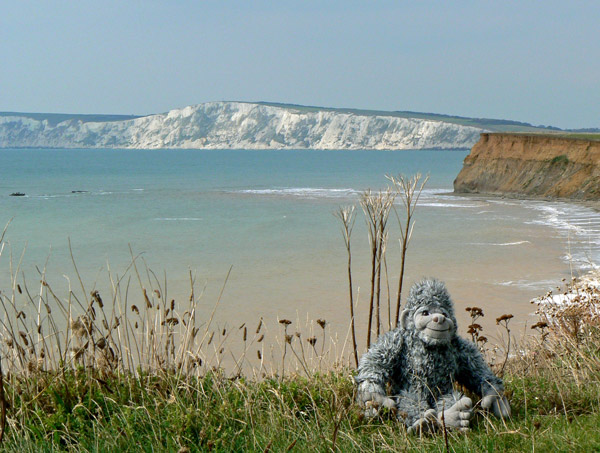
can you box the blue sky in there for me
[2,1,599,128]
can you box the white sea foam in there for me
[497,279,558,290]
[234,187,359,199]
[522,201,600,268]
[471,241,531,247]
[154,217,202,221]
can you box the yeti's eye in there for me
[422,310,429,316]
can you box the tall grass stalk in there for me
[360,189,395,347]
[386,173,429,327]
[335,206,359,367]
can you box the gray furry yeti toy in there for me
[355,278,510,433]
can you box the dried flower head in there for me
[19,331,29,346]
[496,314,514,324]
[466,306,484,317]
[91,290,104,308]
[279,319,292,326]
[317,319,327,329]
[307,337,317,346]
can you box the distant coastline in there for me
[0,101,585,151]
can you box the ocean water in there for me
[1,148,598,339]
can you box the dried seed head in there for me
[256,318,263,334]
[307,337,317,346]
[243,327,247,342]
[103,319,109,330]
[257,334,264,343]
[208,331,215,345]
[279,319,292,326]
[96,337,107,349]
[154,289,161,298]
[143,289,152,308]
[317,319,327,329]
[295,332,301,338]
[496,314,514,324]
[17,311,25,320]
[285,334,293,344]
[17,284,22,294]
[19,331,29,346]
[222,328,227,336]
[91,290,104,308]
[257,350,262,360]
[131,305,139,315]
[532,321,549,330]
[170,299,175,310]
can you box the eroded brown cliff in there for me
[454,133,600,200]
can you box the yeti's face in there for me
[413,305,455,345]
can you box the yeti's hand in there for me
[407,409,439,435]
[481,392,511,419]
[356,381,396,417]
[438,396,473,431]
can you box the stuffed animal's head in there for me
[400,278,457,346]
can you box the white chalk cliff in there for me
[0,102,484,150]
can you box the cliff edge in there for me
[454,133,600,200]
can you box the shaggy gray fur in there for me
[355,278,504,428]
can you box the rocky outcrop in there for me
[454,133,600,200]
[0,102,483,150]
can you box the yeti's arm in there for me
[454,337,510,418]
[355,329,404,412]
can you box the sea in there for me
[1,148,599,343]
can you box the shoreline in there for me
[447,190,600,213]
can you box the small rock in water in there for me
[10,192,26,197]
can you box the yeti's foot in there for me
[438,396,473,431]
[407,409,439,435]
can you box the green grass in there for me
[2,363,600,452]
[550,154,570,165]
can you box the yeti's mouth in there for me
[427,327,449,332]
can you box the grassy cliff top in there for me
[4,102,597,134]
[484,131,600,142]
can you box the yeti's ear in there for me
[400,309,411,329]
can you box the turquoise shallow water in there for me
[1,148,598,338]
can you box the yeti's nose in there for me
[433,314,445,324]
